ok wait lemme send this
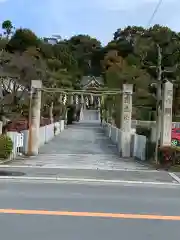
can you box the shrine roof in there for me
[81,76,104,89]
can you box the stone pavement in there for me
[9,121,149,170]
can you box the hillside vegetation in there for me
[1,20,180,127]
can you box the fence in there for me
[103,120,180,161]
[102,121,146,161]
[7,132,24,160]
[132,120,180,129]
[7,120,65,160]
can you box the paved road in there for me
[0,180,180,239]
[8,121,148,170]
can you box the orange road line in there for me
[0,209,180,220]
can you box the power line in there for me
[147,0,163,27]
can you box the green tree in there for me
[7,28,40,52]
[68,35,102,75]
[1,19,180,124]
[2,20,14,39]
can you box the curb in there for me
[0,165,160,172]
[0,176,179,186]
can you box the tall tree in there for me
[2,20,14,39]
[68,35,102,75]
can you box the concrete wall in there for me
[7,120,65,160]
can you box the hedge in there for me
[158,146,180,165]
[0,135,13,159]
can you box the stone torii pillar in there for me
[120,84,133,158]
[160,81,173,146]
[27,80,42,156]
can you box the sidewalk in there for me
[0,166,178,185]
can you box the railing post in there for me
[120,84,133,157]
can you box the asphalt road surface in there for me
[0,180,180,240]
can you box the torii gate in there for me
[28,80,134,158]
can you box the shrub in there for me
[158,146,180,165]
[0,135,13,159]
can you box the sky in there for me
[0,0,180,45]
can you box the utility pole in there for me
[155,44,162,164]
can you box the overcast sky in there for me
[0,0,179,44]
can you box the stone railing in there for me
[7,120,65,161]
[102,122,146,161]
[132,120,180,129]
